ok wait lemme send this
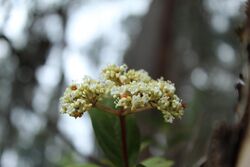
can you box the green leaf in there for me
[100,159,116,167]
[89,100,141,167]
[66,163,99,167]
[126,114,141,166]
[80,164,99,167]
[140,140,150,152]
[141,157,173,167]
[136,164,146,167]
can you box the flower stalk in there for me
[119,112,129,167]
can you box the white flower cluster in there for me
[60,64,184,123]
[102,64,151,85]
[60,77,105,118]
[109,78,183,123]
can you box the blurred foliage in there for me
[139,157,173,167]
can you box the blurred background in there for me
[0,0,247,166]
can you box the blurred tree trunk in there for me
[124,0,175,80]
[235,2,250,166]
[201,1,250,166]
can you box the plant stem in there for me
[123,105,153,115]
[95,102,119,115]
[119,114,129,167]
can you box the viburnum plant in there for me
[60,64,184,167]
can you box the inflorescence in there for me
[60,64,184,123]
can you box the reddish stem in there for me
[119,114,129,167]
